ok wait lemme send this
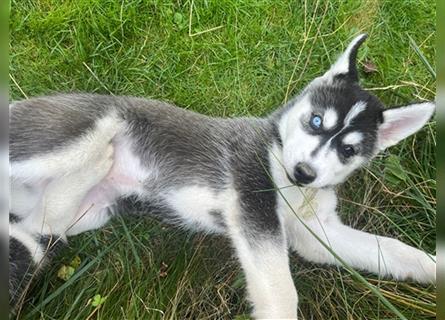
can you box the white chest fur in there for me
[268,144,339,241]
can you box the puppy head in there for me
[278,34,435,188]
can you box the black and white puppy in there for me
[9,34,435,318]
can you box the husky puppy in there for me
[9,34,435,318]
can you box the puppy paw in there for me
[418,254,436,284]
[391,247,436,284]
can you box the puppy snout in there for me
[293,162,316,185]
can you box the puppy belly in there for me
[68,179,117,235]
[69,136,151,234]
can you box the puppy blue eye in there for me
[310,115,322,129]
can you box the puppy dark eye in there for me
[342,145,356,158]
[310,114,322,129]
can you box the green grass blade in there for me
[407,34,436,79]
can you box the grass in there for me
[9,0,436,319]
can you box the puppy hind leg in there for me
[19,143,115,237]
[10,115,121,182]
[9,137,115,226]
[10,144,115,308]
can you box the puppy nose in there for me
[293,162,316,185]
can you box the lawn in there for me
[9,0,436,319]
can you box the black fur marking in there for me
[231,129,281,243]
[9,237,34,307]
[209,209,226,229]
[334,34,368,83]
[309,134,330,157]
[38,235,66,259]
[271,121,283,147]
[306,85,384,161]
[9,213,21,223]
[117,195,199,230]
[118,195,174,217]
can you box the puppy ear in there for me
[377,102,435,150]
[322,33,368,83]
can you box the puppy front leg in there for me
[292,215,436,284]
[231,230,298,319]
